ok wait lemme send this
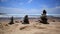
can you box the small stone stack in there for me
[40,10,49,24]
[9,16,14,25]
[22,15,29,24]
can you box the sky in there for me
[0,0,60,15]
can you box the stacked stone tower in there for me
[9,16,14,25]
[40,10,49,24]
[22,15,29,24]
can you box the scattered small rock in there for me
[52,20,55,22]
[20,26,27,30]
[15,21,19,23]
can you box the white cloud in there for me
[46,6,60,11]
[0,7,41,14]
[45,6,60,14]
[27,0,33,3]
[0,6,60,15]
[0,0,8,2]
[56,6,60,8]
[19,0,33,5]
[19,2,24,5]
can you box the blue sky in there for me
[0,0,60,15]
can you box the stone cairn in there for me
[9,16,14,25]
[40,10,49,24]
[22,15,29,24]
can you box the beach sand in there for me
[0,17,60,34]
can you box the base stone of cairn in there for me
[22,15,29,24]
[9,16,14,25]
[40,10,49,24]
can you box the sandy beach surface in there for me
[0,17,60,34]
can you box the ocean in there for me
[0,14,60,18]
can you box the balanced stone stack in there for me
[40,10,49,24]
[9,16,14,25]
[22,15,29,24]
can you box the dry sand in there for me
[0,17,60,34]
